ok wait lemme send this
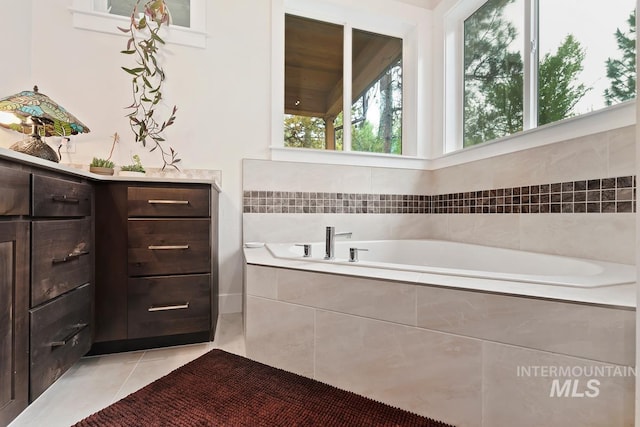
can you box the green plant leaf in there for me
[122,66,145,75]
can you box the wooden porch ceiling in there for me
[285,14,402,119]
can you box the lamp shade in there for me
[0,86,90,162]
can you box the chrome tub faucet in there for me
[324,226,352,259]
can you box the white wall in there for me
[0,1,32,98]
[0,0,273,313]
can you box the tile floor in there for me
[9,313,245,427]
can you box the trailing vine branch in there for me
[118,0,181,170]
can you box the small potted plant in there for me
[120,154,146,177]
[89,158,115,175]
[89,132,119,175]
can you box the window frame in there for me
[271,0,430,167]
[443,0,636,155]
[70,0,206,48]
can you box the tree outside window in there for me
[463,0,636,147]
[284,15,403,154]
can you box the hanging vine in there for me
[119,0,180,169]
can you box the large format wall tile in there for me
[244,265,278,299]
[314,310,482,427]
[245,296,315,377]
[483,342,634,427]
[277,269,417,325]
[519,213,635,264]
[416,286,635,365]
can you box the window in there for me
[71,0,206,48]
[462,0,636,147]
[283,14,404,155]
[107,0,191,28]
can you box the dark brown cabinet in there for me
[93,182,218,353]
[0,221,29,427]
[28,174,93,402]
[0,155,219,425]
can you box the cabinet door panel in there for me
[128,186,210,217]
[0,222,29,426]
[128,274,211,339]
[31,219,92,306]
[128,219,210,276]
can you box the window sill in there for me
[270,146,431,170]
[70,8,207,48]
[272,100,635,171]
[434,100,636,170]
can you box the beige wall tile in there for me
[370,166,432,194]
[277,269,417,325]
[244,265,278,298]
[445,213,521,249]
[519,213,635,264]
[607,125,635,177]
[245,296,315,377]
[483,342,634,427]
[314,310,482,427]
[417,286,635,366]
[243,159,372,193]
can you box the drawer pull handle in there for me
[50,323,88,347]
[52,195,80,204]
[148,303,189,312]
[148,245,189,250]
[148,199,190,205]
[52,250,90,264]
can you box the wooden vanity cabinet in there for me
[28,174,93,402]
[0,221,29,427]
[93,182,218,354]
[0,165,30,427]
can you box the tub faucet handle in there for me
[295,244,312,257]
[349,247,369,263]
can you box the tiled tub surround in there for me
[244,264,635,427]
[243,175,636,214]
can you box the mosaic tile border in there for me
[243,175,636,214]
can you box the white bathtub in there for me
[266,240,635,288]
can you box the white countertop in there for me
[243,245,636,309]
[0,146,221,191]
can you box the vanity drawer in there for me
[128,274,211,339]
[30,283,92,401]
[128,219,210,276]
[31,219,91,306]
[32,175,91,217]
[128,186,210,218]
[0,166,30,216]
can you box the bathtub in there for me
[266,239,635,288]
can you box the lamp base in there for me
[10,137,59,163]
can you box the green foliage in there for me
[121,154,145,172]
[119,0,180,170]
[284,115,326,149]
[538,35,589,126]
[604,9,636,105]
[463,0,589,146]
[90,158,115,169]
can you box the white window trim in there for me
[441,0,635,159]
[270,0,430,167]
[70,0,207,49]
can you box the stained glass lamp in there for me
[0,86,90,163]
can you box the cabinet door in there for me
[0,221,29,426]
